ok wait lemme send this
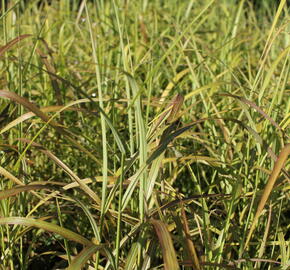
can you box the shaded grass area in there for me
[0,0,289,269]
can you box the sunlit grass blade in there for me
[149,0,215,78]
[260,0,287,60]
[0,0,20,21]
[126,74,147,222]
[220,93,287,136]
[259,46,290,101]
[244,144,290,250]
[67,244,107,270]
[0,166,24,185]
[0,217,94,246]
[1,105,75,134]
[161,69,189,102]
[148,94,184,140]
[19,139,102,205]
[123,242,139,270]
[0,0,288,268]
[0,91,123,168]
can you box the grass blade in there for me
[151,219,180,270]
[67,245,106,270]
[0,184,47,200]
[244,144,290,250]
[0,34,31,57]
[0,217,94,246]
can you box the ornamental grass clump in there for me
[0,0,289,269]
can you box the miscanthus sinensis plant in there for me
[0,0,289,269]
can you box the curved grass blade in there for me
[220,93,288,138]
[180,204,201,270]
[4,57,127,154]
[0,105,66,134]
[0,184,47,200]
[147,124,193,164]
[0,166,24,186]
[73,198,101,243]
[0,217,94,246]
[151,219,180,270]
[0,34,31,57]
[149,0,214,79]
[18,139,102,205]
[67,245,106,270]
[0,91,112,169]
[160,69,189,102]
[0,90,59,127]
[124,242,139,270]
[185,81,223,100]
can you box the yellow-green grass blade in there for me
[126,74,147,221]
[278,231,289,267]
[0,91,117,170]
[18,139,102,205]
[0,217,94,246]
[67,244,106,270]
[0,166,24,186]
[0,97,130,135]
[0,0,20,21]
[124,242,139,270]
[260,0,287,60]
[0,105,73,134]
[73,198,101,244]
[149,0,215,79]
[145,154,164,201]
[245,144,290,250]
[121,163,147,212]
[160,69,189,102]
[256,204,272,269]
[280,113,290,130]
[259,46,290,102]
[220,93,286,137]
[151,219,180,270]
[185,82,223,100]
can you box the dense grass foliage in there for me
[0,0,289,269]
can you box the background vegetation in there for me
[0,0,289,269]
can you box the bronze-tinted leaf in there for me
[151,219,180,270]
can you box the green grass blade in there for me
[0,217,94,246]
